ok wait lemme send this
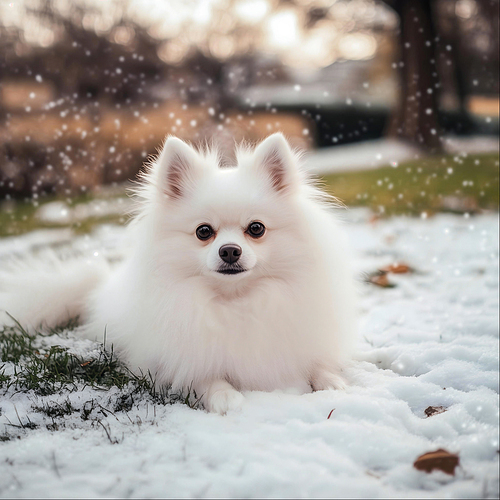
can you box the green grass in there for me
[0,319,196,408]
[0,320,200,440]
[322,152,499,216]
[0,191,128,238]
[0,321,200,442]
[0,152,498,239]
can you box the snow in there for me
[305,136,500,175]
[35,198,132,225]
[0,210,499,498]
[305,139,422,175]
[0,229,74,259]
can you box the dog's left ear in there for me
[253,133,299,193]
[156,137,201,200]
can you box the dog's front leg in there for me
[310,367,347,391]
[195,379,244,415]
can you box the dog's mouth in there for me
[216,266,247,275]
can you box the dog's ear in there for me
[252,133,298,193]
[156,137,201,200]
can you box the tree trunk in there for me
[387,0,442,152]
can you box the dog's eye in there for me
[196,224,214,241]
[246,221,266,238]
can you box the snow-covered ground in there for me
[0,210,498,498]
[306,136,500,175]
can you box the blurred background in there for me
[0,0,498,235]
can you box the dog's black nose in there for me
[219,244,242,264]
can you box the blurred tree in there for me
[1,0,165,104]
[383,0,442,152]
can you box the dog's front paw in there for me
[207,388,244,415]
[311,369,347,391]
[197,379,245,415]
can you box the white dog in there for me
[1,134,357,414]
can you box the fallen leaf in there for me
[424,406,447,417]
[380,262,413,274]
[413,449,459,475]
[367,271,396,288]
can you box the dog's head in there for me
[145,133,311,290]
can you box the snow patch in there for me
[0,213,498,498]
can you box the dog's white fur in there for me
[0,134,357,414]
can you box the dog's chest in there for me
[147,278,327,390]
[185,287,314,386]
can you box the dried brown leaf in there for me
[413,449,459,475]
[424,406,447,417]
[367,271,396,288]
[380,262,413,274]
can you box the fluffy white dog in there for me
[1,134,357,414]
